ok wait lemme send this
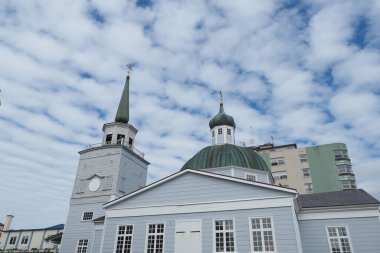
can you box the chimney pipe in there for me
[4,215,14,230]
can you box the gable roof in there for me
[104,169,297,208]
[298,189,380,209]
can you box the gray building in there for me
[60,75,380,253]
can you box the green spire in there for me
[115,75,130,124]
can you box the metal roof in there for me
[3,224,64,232]
[298,189,380,209]
[209,103,236,129]
[181,144,270,171]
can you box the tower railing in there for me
[87,142,144,158]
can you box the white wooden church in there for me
[60,75,380,253]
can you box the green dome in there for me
[209,103,236,129]
[181,144,270,172]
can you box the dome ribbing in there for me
[181,144,270,171]
[209,103,236,129]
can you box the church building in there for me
[60,74,380,253]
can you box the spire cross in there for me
[219,90,223,104]
[126,64,133,76]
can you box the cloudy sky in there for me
[1,0,380,229]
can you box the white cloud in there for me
[0,0,380,229]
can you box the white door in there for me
[174,220,202,253]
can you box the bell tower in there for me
[60,72,149,253]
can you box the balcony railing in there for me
[87,142,144,158]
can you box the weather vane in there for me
[219,90,223,104]
[126,64,133,76]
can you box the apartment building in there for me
[253,143,356,194]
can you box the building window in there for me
[302,168,310,177]
[128,137,133,146]
[82,212,93,221]
[117,134,125,145]
[212,131,215,137]
[214,219,235,252]
[146,223,164,253]
[341,180,356,189]
[218,128,223,135]
[116,225,133,253]
[326,226,352,253]
[246,173,257,182]
[21,236,29,244]
[227,129,231,135]
[105,134,112,144]
[270,157,285,166]
[299,154,308,163]
[304,183,313,193]
[250,217,276,252]
[9,236,17,245]
[337,164,353,174]
[272,171,287,180]
[334,150,349,160]
[76,239,88,253]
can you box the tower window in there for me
[9,236,17,245]
[212,131,215,137]
[117,134,125,144]
[218,128,223,135]
[227,129,231,135]
[128,137,133,146]
[105,134,112,144]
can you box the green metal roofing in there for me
[181,144,270,171]
[209,103,236,129]
[115,76,130,123]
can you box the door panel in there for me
[174,220,202,253]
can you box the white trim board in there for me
[106,197,294,218]
[298,208,379,220]
[104,169,297,208]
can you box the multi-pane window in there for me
[146,223,164,253]
[116,225,133,253]
[21,236,29,244]
[82,212,93,221]
[326,226,352,253]
[337,164,353,174]
[305,183,313,193]
[250,217,276,252]
[9,236,17,245]
[299,154,308,163]
[214,219,235,252]
[272,171,287,180]
[334,150,349,160]
[302,168,310,177]
[76,239,88,253]
[246,173,257,182]
[218,128,223,135]
[341,180,356,189]
[105,134,112,144]
[227,129,231,135]
[270,158,285,166]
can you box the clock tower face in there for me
[88,177,101,192]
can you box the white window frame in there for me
[299,154,308,163]
[76,239,89,253]
[270,157,285,166]
[213,218,236,253]
[114,224,134,253]
[272,171,287,180]
[20,235,29,245]
[82,211,94,221]
[145,222,165,253]
[227,129,231,135]
[218,128,223,135]
[249,216,277,253]
[341,180,356,190]
[245,173,257,182]
[9,236,17,245]
[337,164,352,174]
[304,183,313,193]
[302,168,310,177]
[334,150,349,159]
[325,225,354,253]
